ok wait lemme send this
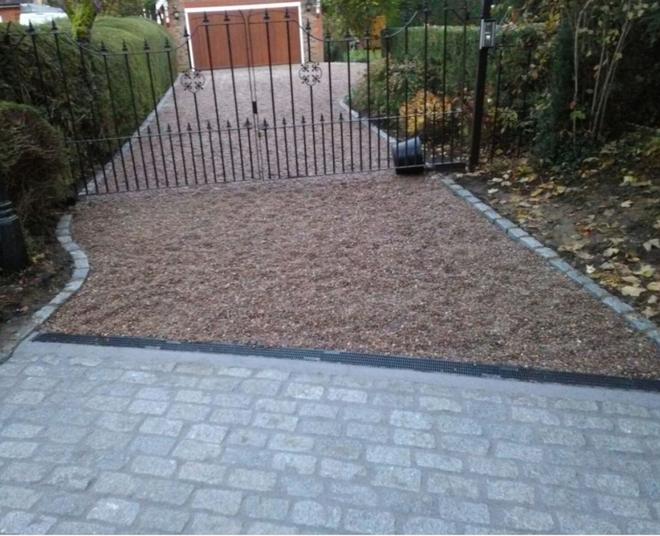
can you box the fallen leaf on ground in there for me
[621,285,645,297]
[643,238,660,252]
[642,307,657,318]
[620,200,633,208]
[633,265,656,278]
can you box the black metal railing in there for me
[1,1,479,195]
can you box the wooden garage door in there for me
[189,8,302,70]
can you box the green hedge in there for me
[352,23,546,153]
[392,0,482,27]
[0,16,175,181]
[0,101,73,241]
[384,23,544,95]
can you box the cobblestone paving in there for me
[1,340,660,534]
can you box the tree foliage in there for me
[61,0,147,40]
[321,0,401,36]
[496,0,660,162]
[63,0,97,41]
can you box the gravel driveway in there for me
[89,64,387,194]
[48,173,659,379]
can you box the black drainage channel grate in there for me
[34,332,660,393]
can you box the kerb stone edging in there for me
[0,214,89,363]
[440,175,660,348]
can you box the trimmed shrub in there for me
[0,101,73,239]
[0,16,175,183]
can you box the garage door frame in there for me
[184,1,306,70]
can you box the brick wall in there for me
[156,0,190,71]
[0,5,20,23]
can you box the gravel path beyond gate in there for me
[90,64,387,194]
[48,173,659,379]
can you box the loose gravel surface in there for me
[48,173,659,379]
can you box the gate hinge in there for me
[252,100,258,115]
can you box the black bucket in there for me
[392,137,425,175]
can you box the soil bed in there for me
[1,236,70,325]
[47,173,659,379]
[460,134,660,326]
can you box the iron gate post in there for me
[0,180,28,273]
[469,0,495,171]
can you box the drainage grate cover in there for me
[33,332,660,392]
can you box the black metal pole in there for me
[469,0,494,171]
[0,180,28,273]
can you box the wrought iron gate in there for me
[1,2,476,195]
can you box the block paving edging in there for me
[0,214,89,364]
[440,175,660,349]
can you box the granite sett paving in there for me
[0,338,659,534]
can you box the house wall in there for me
[0,5,20,23]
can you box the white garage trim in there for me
[184,1,305,70]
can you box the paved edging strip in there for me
[35,214,90,322]
[440,175,660,348]
[0,214,88,364]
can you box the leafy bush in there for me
[532,17,574,163]
[386,24,480,91]
[0,16,175,185]
[392,0,482,26]
[606,15,660,133]
[0,101,73,239]
[353,23,545,137]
